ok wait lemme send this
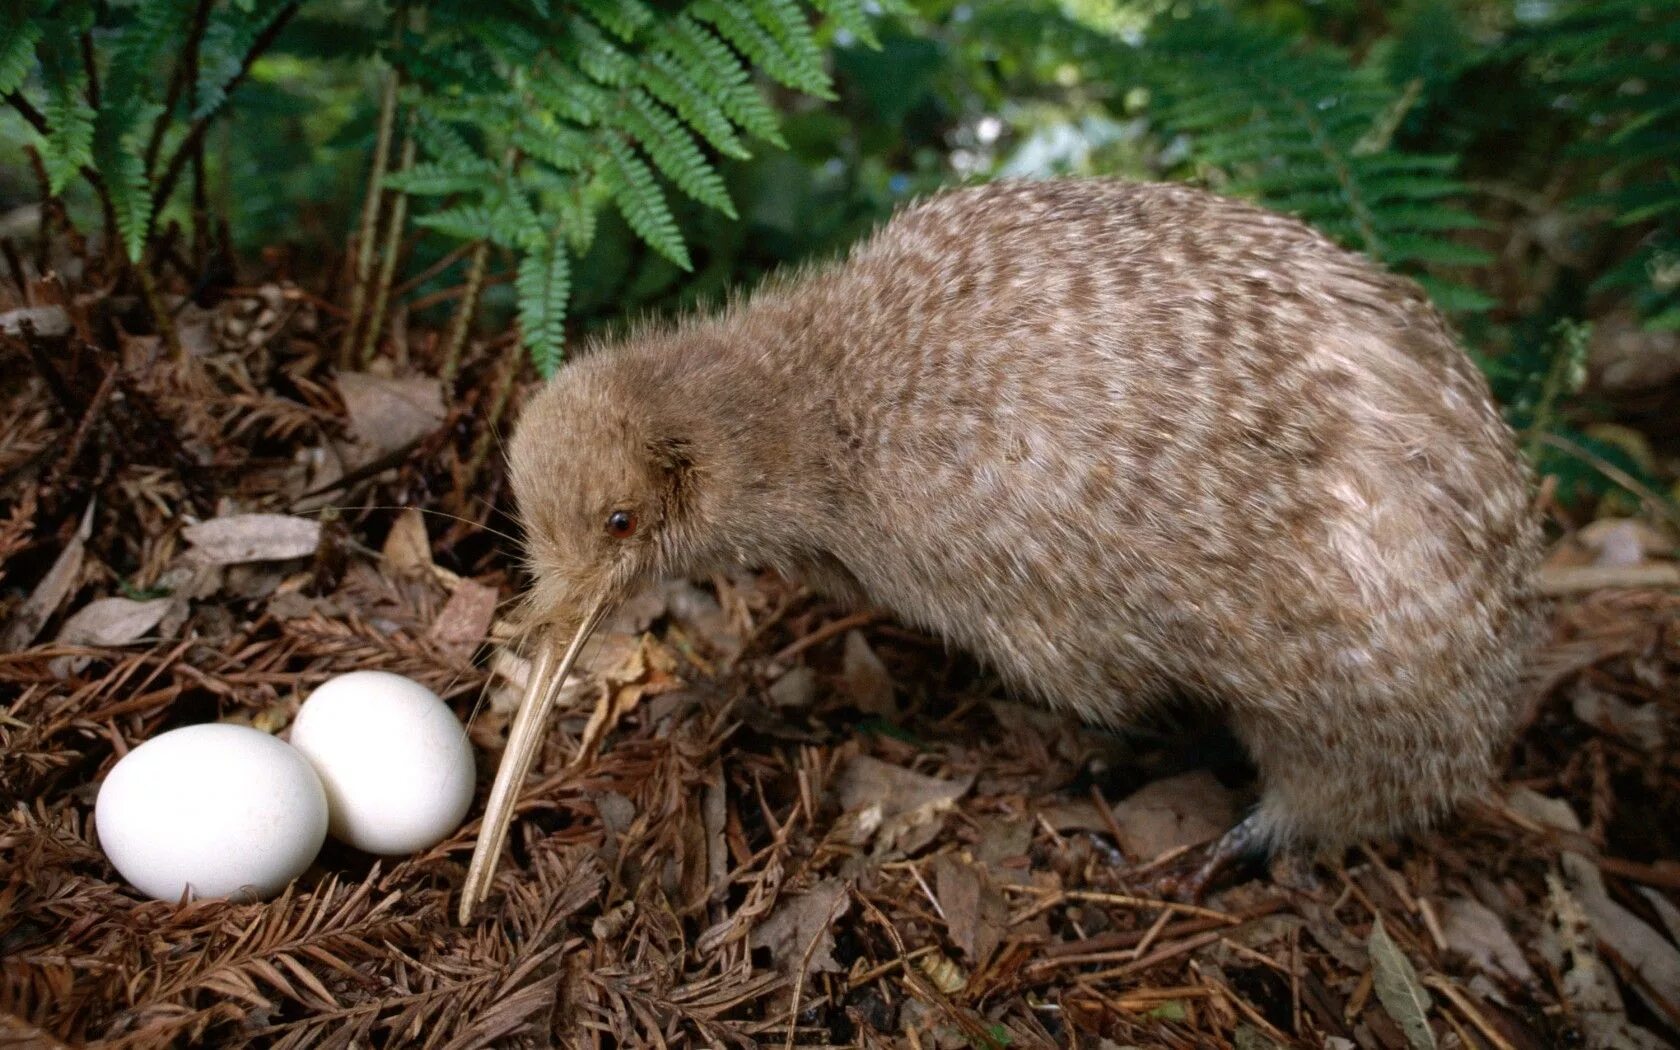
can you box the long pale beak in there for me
[457,597,609,923]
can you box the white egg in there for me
[95,723,329,902]
[288,671,475,855]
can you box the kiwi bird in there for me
[458,179,1543,919]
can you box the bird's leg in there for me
[1143,812,1271,903]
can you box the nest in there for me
[4,282,1680,1048]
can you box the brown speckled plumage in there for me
[508,179,1544,852]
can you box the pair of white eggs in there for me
[95,671,475,903]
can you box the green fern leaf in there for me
[0,16,41,97]
[665,16,786,145]
[576,0,654,41]
[639,52,748,158]
[415,204,495,241]
[195,1,292,120]
[623,90,736,216]
[382,161,496,195]
[38,47,94,195]
[104,3,183,110]
[812,0,881,47]
[691,0,832,98]
[604,134,690,269]
[95,100,161,261]
[517,236,571,377]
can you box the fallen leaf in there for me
[1109,770,1236,862]
[183,514,321,564]
[337,371,445,463]
[429,578,498,661]
[1541,873,1669,1050]
[1037,799,1112,835]
[1577,519,1672,567]
[0,304,70,337]
[1640,889,1680,948]
[749,880,851,980]
[933,854,1007,967]
[1514,787,1680,1030]
[836,754,972,858]
[661,579,739,657]
[1566,857,1680,1034]
[1439,896,1536,984]
[767,666,816,708]
[1369,915,1437,1050]
[1571,681,1664,751]
[382,508,434,575]
[54,596,172,647]
[842,630,895,716]
[3,500,93,651]
[1233,1025,1282,1050]
[837,755,971,819]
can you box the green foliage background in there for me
[3,0,1677,512]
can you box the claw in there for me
[1140,812,1270,902]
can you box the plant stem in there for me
[358,129,417,366]
[150,2,300,224]
[135,252,185,364]
[143,0,215,178]
[459,335,525,507]
[440,240,489,385]
[340,67,399,369]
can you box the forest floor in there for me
[3,277,1680,1049]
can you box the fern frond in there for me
[603,134,690,269]
[517,236,571,376]
[381,160,497,195]
[1132,9,1490,313]
[622,90,736,216]
[414,204,495,241]
[0,14,41,97]
[37,35,94,195]
[194,1,294,121]
[103,4,182,110]
[691,0,832,98]
[95,101,161,261]
[638,51,748,158]
[576,0,655,41]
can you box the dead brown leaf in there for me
[2,500,92,651]
[749,880,851,980]
[54,596,173,647]
[336,372,445,464]
[1439,896,1536,985]
[842,630,895,716]
[382,508,434,576]
[932,853,1007,967]
[183,514,321,564]
[429,579,498,662]
[1109,770,1236,863]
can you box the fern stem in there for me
[143,0,215,179]
[460,335,525,507]
[340,66,399,369]
[358,129,417,367]
[135,252,185,365]
[149,2,300,229]
[440,240,489,387]
[79,30,100,110]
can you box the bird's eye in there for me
[605,510,637,539]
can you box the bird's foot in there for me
[1136,812,1270,903]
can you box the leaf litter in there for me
[3,272,1680,1048]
